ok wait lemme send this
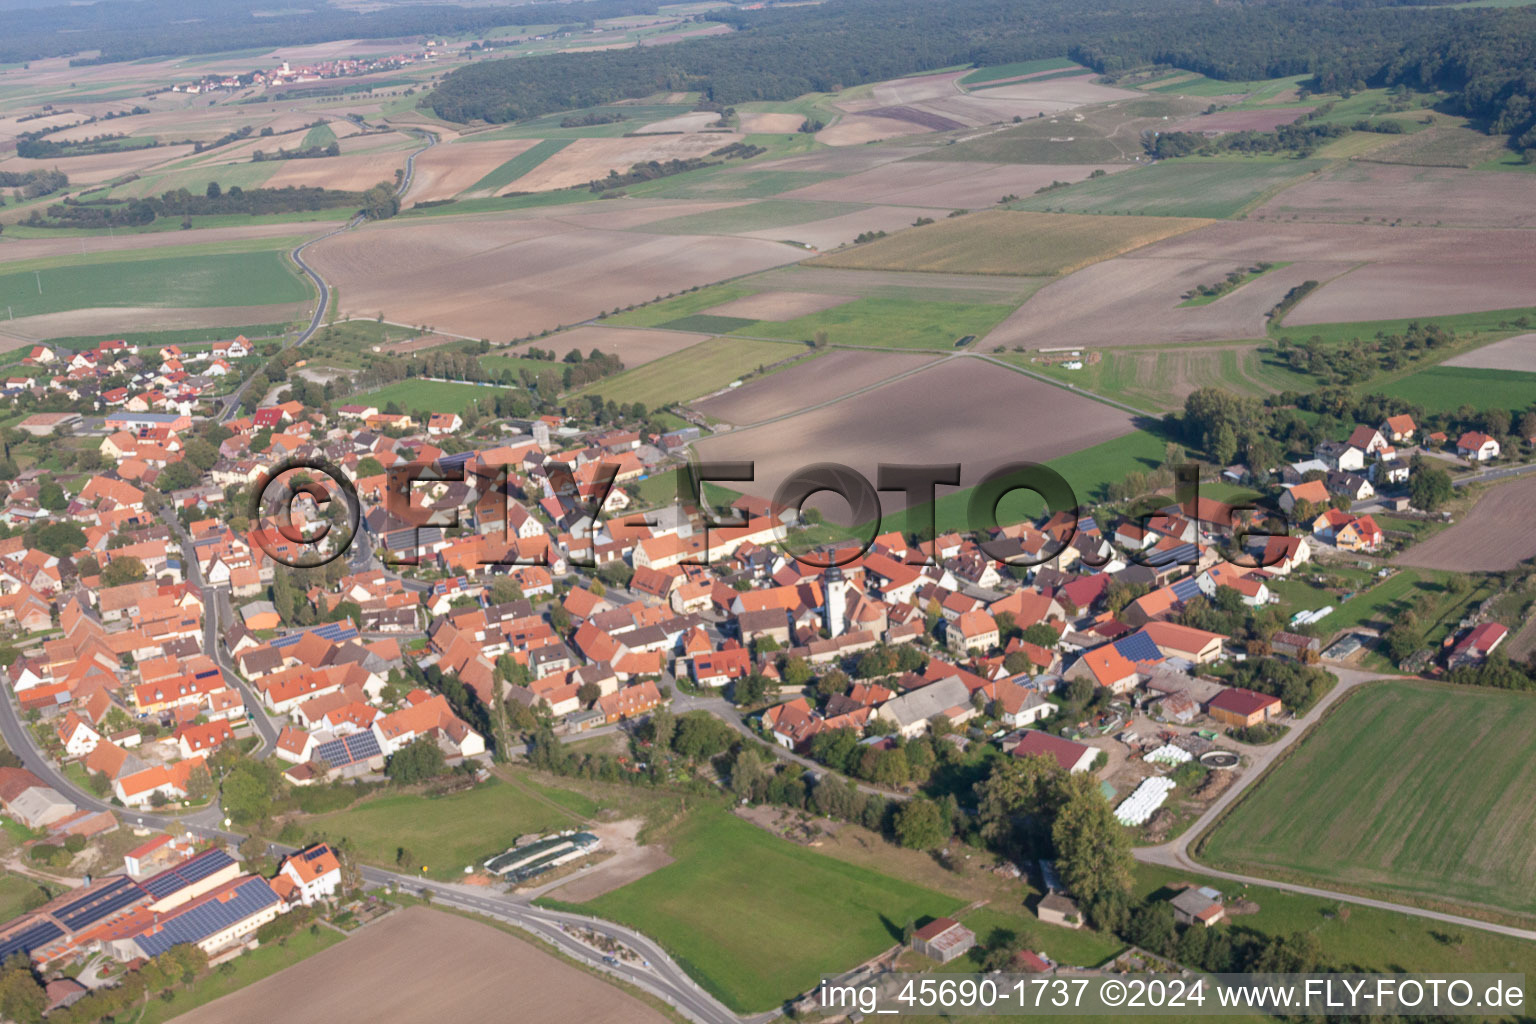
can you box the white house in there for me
[1457,431,1500,462]
[276,843,342,905]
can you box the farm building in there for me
[1010,730,1097,774]
[1269,632,1320,660]
[1206,687,1281,728]
[912,917,976,963]
[1170,886,1225,927]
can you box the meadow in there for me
[0,249,311,317]
[303,777,597,880]
[1013,346,1313,413]
[736,296,1015,350]
[352,379,511,418]
[1202,681,1536,920]
[468,138,573,193]
[1379,365,1536,414]
[642,198,868,235]
[959,57,1078,86]
[548,808,961,1012]
[811,210,1208,277]
[1014,158,1327,219]
[572,336,807,408]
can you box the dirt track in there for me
[170,906,667,1024]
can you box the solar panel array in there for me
[55,876,145,931]
[1144,543,1198,568]
[271,622,359,649]
[1170,576,1202,602]
[1114,631,1164,664]
[0,919,63,964]
[314,729,381,768]
[141,849,235,899]
[134,878,279,958]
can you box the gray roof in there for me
[878,675,971,729]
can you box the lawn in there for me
[1014,159,1327,220]
[468,138,573,193]
[1379,365,1536,415]
[304,777,596,880]
[1202,680,1536,921]
[0,873,50,922]
[810,211,1209,277]
[572,336,807,408]
[0,249,312,317]
[546,808,961,1012]
[642,198,867,236]
[948,905,1124,970]
[736,296,1015,350]
[137,925,347,1024]
[353,379,505,418]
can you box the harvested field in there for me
[405,137,540,203]
[740,112,804,134]
[700,290,856,320]
[1166,108,1312,133]
[1015,157,1327,219]
[0,143,196,185]
[170,907,668,1024]
[986,256,1349,350]
[738,204,952,251]
[1,302,306,340]
[638,199,866,236]
[977,78,1144,107]
[511,325,708,366]
[694,349,938,423]
[574,336,805,408]
[498,133,743,191]
[1285,262,1536,325]
[1442,332,1536,372]
[781,159,1126,207]
[1396,474,1536,573]
[262,152,409,191]
[1363,125,1512,168]
[1132,220,1536,266]
[635,111,721,133]
[810,210,1210,276]
[861,105,965,131]
[1252,161,1536,228]
[308,214,801,340]
[817,115,929,146]
[693,357,1137,524]
[0,222,321,264]
[740,146,928,175]
[546,198,749,230]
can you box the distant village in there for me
[166,47,441,96]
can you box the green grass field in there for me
[641,198,866,235]
[302,122,338,149]
[468,138,573,193]
[1379,365,1536,414]
[1012,345,1311,412]
[572,336,807,408]
[1273,306,1536,345]
[466,103,695,140]
[552,809,961,1011]
[0,249,311,317]
[606,284,757,328]
[353,379,507,418]
[1203,681,1536,919]
[1014,159,1327,219]
[0,873,49,922]
[735,296,1015,350]
[1149,72,1309,101]
[305,777,596,880]
[960,57,1077,86]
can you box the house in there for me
[1011,730,1097,774]
[0,767,76,828]
[1457,431,1500,461]
[1206,687,1281,728]
[55,711,101,758]
[1279,479,1329,514]
[427,413,463,436]
[1170,885,1225,927]
[1325,471,1373,502]
[876,675,973,739]
[275,843,342,905]
[175,721,234,759]
[1036,891,1082,929]
[1449,622,1508,669]
[1346,425,1388,455]
[912,917,975,963]
[947,609,999,655]
[992,678,1053,728]
[1380,414,1416,443]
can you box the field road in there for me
[218,127,437,423]
[1133,664,1536,943]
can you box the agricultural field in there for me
[1378,365,1536,416]
[1253,160,1536,228]
[1014,344,1314,413]
[1014,158,1328,219]
[695,349,938,424]
[352,380,507,420]
[169,908,667,1024]
[959,57,1080,86]
[573,336,809,408]
[781,159,1127,208]
[504,325,709,369]
[639,199,867,236]
[1396,474,1536,573]
[301,777,596,880]
[556,809,961,1012]
[810,210,1209,276]
[736,296,1016,350]
[1203,681,1536,920]
[1441,331,1536,372]
[692,358,1141,526]
[0,248,310,317]
[1286,262,1536,325]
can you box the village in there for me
[0,322,1521,1018]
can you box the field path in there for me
[1137,665,1536,942]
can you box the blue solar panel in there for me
[272,622,359,649]
[0,919,63,963]
[315,737,349,766]
[1170,577,1202,601]
[142,850,235,899]
[438,452,474,469]
[1145,543,1198,567]
[343,731,380,760]
[56,876,145,931]
[134,878,279,958]
[1114,632,1164,664]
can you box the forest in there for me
[426,0,1536,156]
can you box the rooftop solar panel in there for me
[1114,632,1164,664]
[142,850,236,899]
[134,879,279,958]
[1170,577,1202,601]
[56,876,144,931]
[0,920,63,963]
[1145,543,1198,568]
[343,731,381,760]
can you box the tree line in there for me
[22,183,363,229]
